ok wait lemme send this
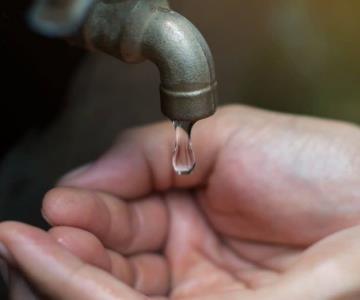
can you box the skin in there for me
[1,105,360,299]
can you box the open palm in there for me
[2,105,360,299]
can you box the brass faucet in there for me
[29,0,218,122]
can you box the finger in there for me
[0,222,144,300]
[166,226,360,299]
[49,226,170,296]
[279,225,360,299]
[165,193,243,299]
[49,227,112,272]
[58,106,244,198]
[106,251,169,296]
[43,187,168,254]
[127,254,169,296]
[8,270,40,300]
[49,227,134,287]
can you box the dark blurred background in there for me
[1,0,360,297]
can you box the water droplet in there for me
[172,120,196,175]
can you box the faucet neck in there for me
[86,0,218,121]
[30,0,218,122]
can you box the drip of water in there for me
[172,120,196,175]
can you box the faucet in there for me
[29,0,218,123]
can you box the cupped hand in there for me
[1,105,360,300]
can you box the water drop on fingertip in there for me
[172,120,196,176]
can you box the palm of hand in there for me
[46,188,354,300]
[2,106,360,299]
[45,107,360,299]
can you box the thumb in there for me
[280,225,360,299]
[0,222,144,300]
[58,106,242,199]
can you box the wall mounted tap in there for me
[29,0,218,123]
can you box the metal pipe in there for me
[29,0,218,122]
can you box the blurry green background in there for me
[179,0,360,123]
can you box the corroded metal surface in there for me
[29,0,218,122]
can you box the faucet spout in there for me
[30,0,218,122]
[143,4,218,121]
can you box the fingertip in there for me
[49,226,111,272]
[42,187,78,225]
[57,163,93,186]
[42,187,101,228]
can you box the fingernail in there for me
[41,209,52,226]
[57,163,93,185]
[0,258,9,285]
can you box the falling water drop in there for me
[172,120,196,175]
